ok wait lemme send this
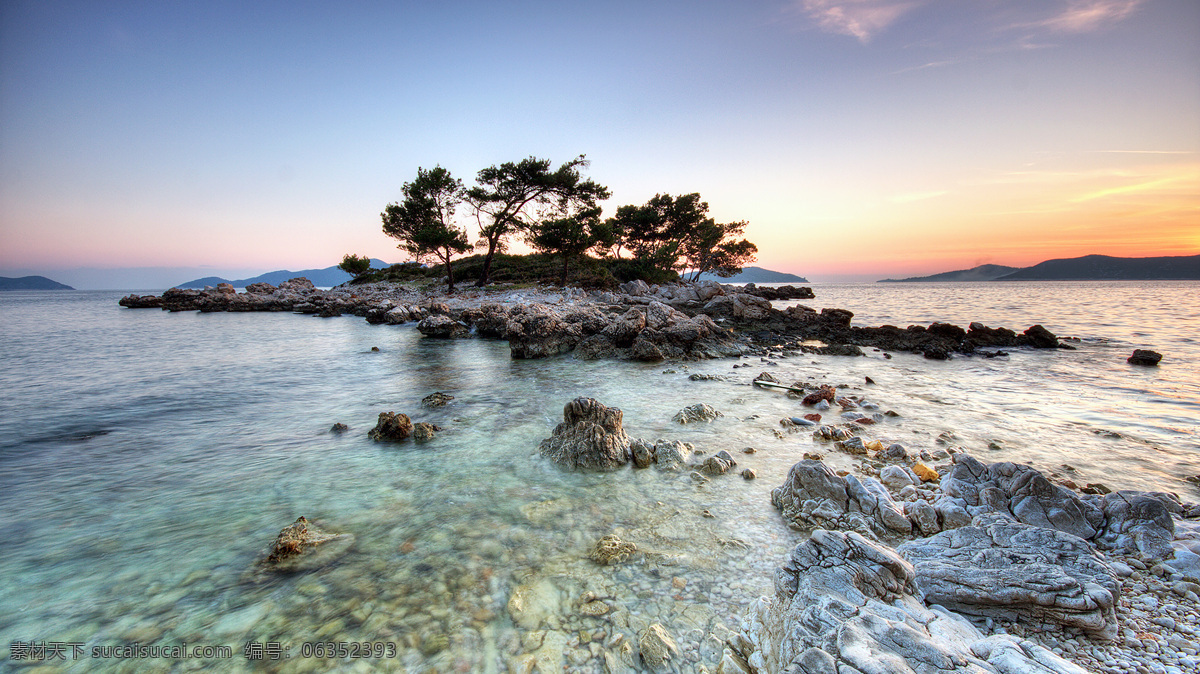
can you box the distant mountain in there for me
[696,266,808,283]
[994,254,1200,281]
[878,264,1021,283]
[0,275,75,290]
[176,259,391,289]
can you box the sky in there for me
[1,0,1197,287]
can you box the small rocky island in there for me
[120,277,1064,361]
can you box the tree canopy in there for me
[338,253,372,277]
[464,155,610,286]
[603,193,756,281]
[381,165,472,291]
[528,206,609,285]
[373,159,756,288]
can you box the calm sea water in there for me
[0,282,1197,672]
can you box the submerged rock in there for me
[420,392,454,407]
[539,397,630,470]
[638,623,679,668]
[261,516,354,572]
[590,534,637,565]
[899,513,1121,639]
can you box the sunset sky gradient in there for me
[1,0,1197,286]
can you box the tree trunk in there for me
[442,250,455,293]
[475,238,498,287]
[560,257,570,286]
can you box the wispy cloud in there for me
[1030,0,1146,34]
[795,0,927,42]
[890,59,957,75]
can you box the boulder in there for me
[880,465,917,490]
[898,513,1120,639]
[802,385,836,406]
[727,528,1087,674]
[819,307,853,327]
[417,314,468,338]
[368,412,412,441]
[630,438,655,468]
[244,282,276,294]
[630,334,665,361]
[1018,324,1059,349]
[412,422,439,441]
[700,450,738,476]
[118,294,163,308]
[619,279,651,297]
[601,307,646,347]
[506,308,582,358]
[771,460,911,538]
[672,403,722,424]
[644,300,677,330]
[538,398,630,471]
[1127,349,1162,366]
[652,439,692,470]
[277,277,316,294]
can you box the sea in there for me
[1,281,1197,672]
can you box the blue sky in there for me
[2,0,1197,287]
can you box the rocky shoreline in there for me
[120,278,1066,361]
[529,395,1200,674]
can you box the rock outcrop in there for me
[770,459,912,538]
[898,513,1121,639]
[936,454,1102,540]
[1089,490,1177,560]
[724,528,1087,674]
[538,398,631,471]
[932,454,1179,563]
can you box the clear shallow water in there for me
[0,282,1197,672]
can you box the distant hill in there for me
[0,275,75,290]
[176,259,391,289]
[696,266,808,283]
[879,264,1021,283]
[995,254,1200,281]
